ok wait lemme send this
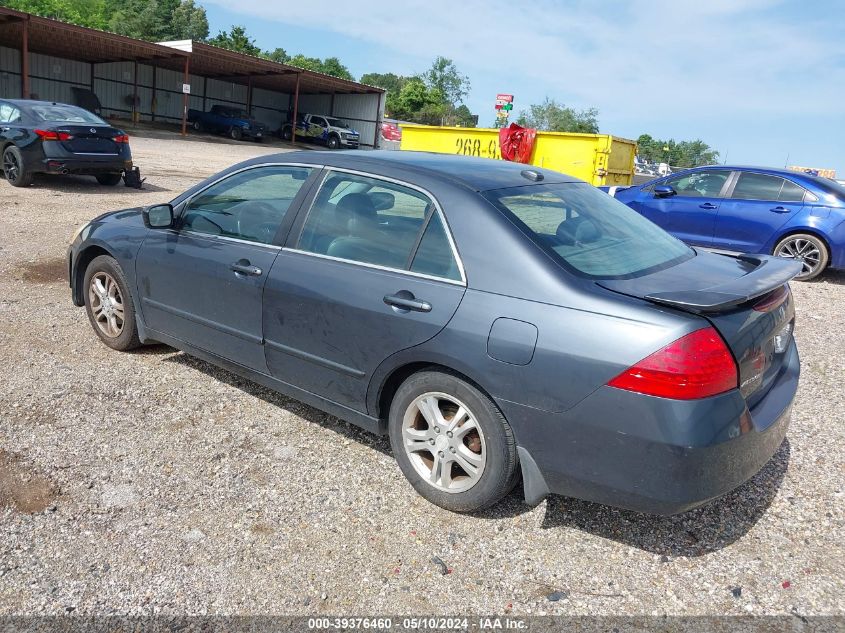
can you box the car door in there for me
[712,171,806,253]
[634,169,732,246]
[307,116,328,142]
[263,169,467,412]
[135,164,318,371]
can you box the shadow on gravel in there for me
[816,270,845,286]
[31,174,169,193]
[539,438,791,557]
[163,352,392,455]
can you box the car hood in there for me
[91,206,145,226]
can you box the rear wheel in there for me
[3,146,33,188]
[229,126,243,141]
[388,370,519,513]
[83,255,141,351]
[96,173,122,186]
[774,233,828,281]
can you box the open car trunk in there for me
[599,251,802,407]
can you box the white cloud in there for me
[203,0,845,121]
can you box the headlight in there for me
[70,222,88,243]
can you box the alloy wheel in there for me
[401,392,486,493]
[776,237,822,276]
[3,150,20,183]
[88,271,125,338]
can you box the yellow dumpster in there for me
[399,125,637,186]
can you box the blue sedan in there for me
[68,152,801,515]
[607,166,845,280]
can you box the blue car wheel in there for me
[774,233,829,281]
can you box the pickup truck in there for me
[280,113,360,149]
[187,105,267,142]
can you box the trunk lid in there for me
[599,251,801,406]
[56,125,123,154]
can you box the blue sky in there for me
[202,0,845,173]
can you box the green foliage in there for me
[516,98,599,133]
[2,0,109,29]
[207,25,261,56]
[263,48,289,63]
[169,0,208,40]
[637,134,719,167]
[423,56,470,106]
[282,54,354,80]
[360,72,407,95]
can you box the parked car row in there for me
[604,165,845,280]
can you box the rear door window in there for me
[485,183,693,279]
[778,179,808,202]
[731,172,789,201]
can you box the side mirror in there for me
[370,191,395,211]
[653,185,676,198]
[143,203,174,229]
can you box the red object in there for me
[113,134,130,144]
[499,123,536,164]
[496,94,514,102]
[782,581,791,589]
[34,129,72,141]
[607,327,738,400]
[381,121,402,142]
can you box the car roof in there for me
[251,150,581,192]
[1,99,79,107]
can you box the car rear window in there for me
[484,183,693,279]
[27,104,105,124]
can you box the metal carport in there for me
[0,7,384,147]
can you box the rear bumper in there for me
[507,340,799,515]
[38,156,132,175]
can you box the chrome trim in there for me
[282,248,466,287]
[167,228,283,251]
[71,152,120,156]
[294,166,468,286]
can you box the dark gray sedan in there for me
[68,151,801,514]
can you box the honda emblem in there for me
[90,128,96,133]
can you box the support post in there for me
[246,75,253,115]
[180,56,190,136]
[373,91,383,149]
[291,73,300,146]
[21,17,29,99]
[201,76,207,113]
[151,63,157,122]
[132,60,139,125]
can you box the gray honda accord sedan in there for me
[68,151,801,514]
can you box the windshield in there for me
[326,117,349,129]
[27,104,105,125]
[484,183,694,279]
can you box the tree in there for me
[105,0,207,41]
[516,98,599,133]
[263,48,290,63]
[637,134,719,167]
[360,72,408,95]
[168,0,208,40]
[207,25,262,56]
[452,104,477,127]
[3,0,109,29]
[318,57,354,81]
[423,56,470,107]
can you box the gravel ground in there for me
[0,133,843,617]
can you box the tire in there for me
[229,126,243,141]
[388,370,519,513]
[281,126,292,141]
[3,145,33,188]
[192,120,203,132]
[773,233,829,281]
[83,255,141,351]
[96,173,122,186]
[327,135,340,150]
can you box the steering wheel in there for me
[233,201,279,243]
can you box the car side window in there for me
[731,172,790,201]
[181,165,313,244]
[297,171,459,277]
[664,171,729,197]
[0,104,18,123]
[778,179,807,203]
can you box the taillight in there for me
[608,327,738,400]
[753,285,789,312]
[113,134,130,143]
[35,129,72,141]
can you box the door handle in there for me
[230,261,262,276]
[770,206,791,213]
[384,293,432,313]
[699,202,718,209]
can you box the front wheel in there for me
[83,255,141,351]
[192,120,203,132]
[388,371,519,513]
[229,126,244,141]
[96,173,122,186]
[3,146,33,187]
[327,135,340,149]
[774,233,829,281]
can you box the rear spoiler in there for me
[599,255,802,312]
[637,255,803,312]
